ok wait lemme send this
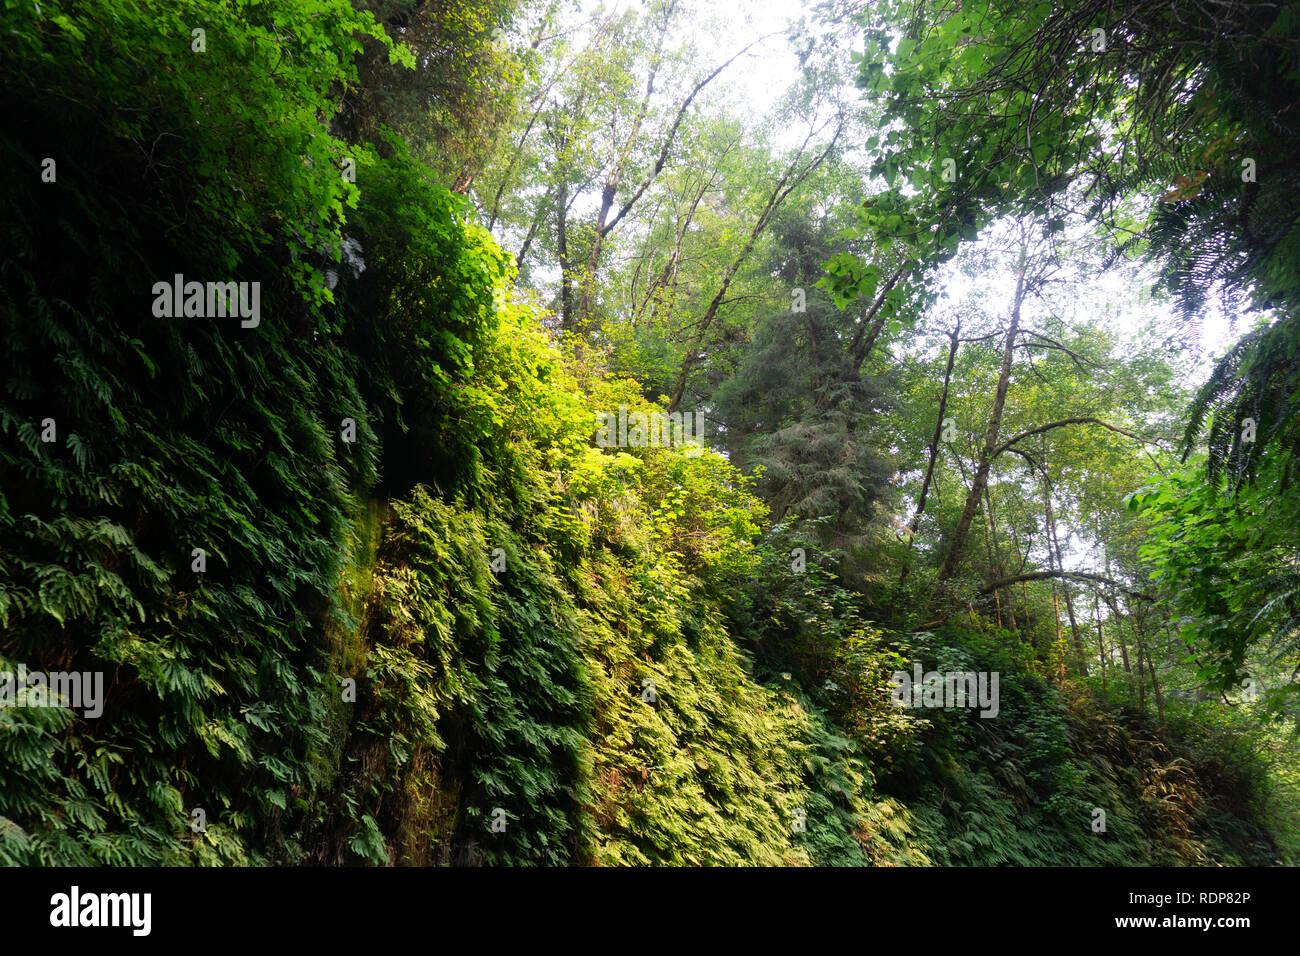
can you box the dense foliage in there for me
[0,0,1295,867]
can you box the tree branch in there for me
[993,416,1154,457]
[601,31,779,238]
[849,262,911,373]
[978,570,1154,601]
[1015,330,1108,370]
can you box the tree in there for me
[711,201,896,555]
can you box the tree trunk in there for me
[899,321,961,587]
[1100,587,1134,704]
[937,257,1027,580]
[1132,603,1164,720]
[666,122,841,412]
[636,171,716,326]
[849,263,911,373]
[1040,453,1087,674]
[1135,639,1146,710]
[1094,595,1107,695]
[556,181,574,329]
[578,26,772,329]
[1146,643,1164,721]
